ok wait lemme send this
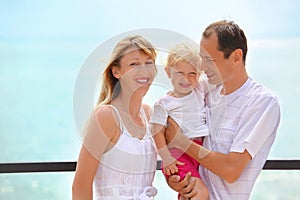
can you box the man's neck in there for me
[221,70,248,95]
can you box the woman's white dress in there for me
[93,106,157,200]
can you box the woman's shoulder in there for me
[93,105,120,132]
[83,105,121,155]
[95,104,115,117]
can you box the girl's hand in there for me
[164,160,184,176]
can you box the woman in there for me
[72,35,158,200]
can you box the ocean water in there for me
[1,37,300,199]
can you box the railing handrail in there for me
[0,160,300,174]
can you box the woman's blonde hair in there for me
[97,35,156,105]
[166,43,201,71]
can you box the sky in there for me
[1,0,300,41]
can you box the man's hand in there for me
[167,172,197,199]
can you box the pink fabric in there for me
[162,140,203,180]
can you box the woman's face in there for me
[113,48,156,96]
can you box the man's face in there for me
[199,32,233,86]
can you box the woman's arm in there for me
[72,106,119,199]
[72,146,99,200]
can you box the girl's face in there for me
[168,61,200,97]
[112,49,156,96]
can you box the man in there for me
[166,20,281,200]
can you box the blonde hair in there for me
[97,35,157,105]
[166,43,201,71]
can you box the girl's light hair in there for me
[97,35,156,105]
[166,43,201,71]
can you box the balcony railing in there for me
[0,160,300,174]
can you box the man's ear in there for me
[231,49,243,63]
[111,66,120,79]
[165,67,171,78]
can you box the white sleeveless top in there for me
[93,106,157,200]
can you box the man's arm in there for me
[166,118,251,183]
[187,142,251,183]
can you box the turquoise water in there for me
[1,37,300,199]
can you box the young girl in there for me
[72,35,158,200]
[150,43,209,200]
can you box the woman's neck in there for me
[112,92,146,139]
[113,91,143,117]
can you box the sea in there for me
[1,36,300,200]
